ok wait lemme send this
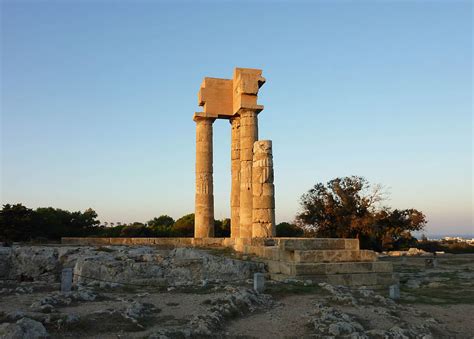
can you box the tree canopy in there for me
[295,176,426,251]
[0,204,100,241]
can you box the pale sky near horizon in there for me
[1,0,472,236]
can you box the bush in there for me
[276,222,304,237]
[119,223,150,237]
[416,240,474,254]
[215,218,231,237]
[172,213,194,237]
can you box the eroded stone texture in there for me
[194,67,266,239]
[232,68,265,114]
[239,110,259,238]
[198,78,233,118]
[194,114,215,238]
[252,140,275,237]
[230,117,241,238]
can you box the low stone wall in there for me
[61,237,235,248]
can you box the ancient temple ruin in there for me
[194,68,274,239]
[63,67,397,290]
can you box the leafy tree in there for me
[172,213,195,237]
[296,176,426,251]
[276,222,304,237]
[148,215,175,237]
[119,222,150,237]
[33,207,100,239]
[215,218,231,237]
[148,215,175,228]
[0,204,34,241]
[0,204,101,241]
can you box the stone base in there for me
[236,238,397,289]
[61,237,397,289]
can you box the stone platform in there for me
[62,237,397,289]
[235,238,397,289]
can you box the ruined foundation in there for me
[61,67,396,290]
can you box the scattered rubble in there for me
[0,317,49,339]
[0,245,472,337]
[0,245,264,288]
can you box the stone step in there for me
[266,260,392,276]
[277,238,359,251]
[243,245,377,264]
[270,272,397,288]
[293,250,376,263]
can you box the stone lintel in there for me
[198,77,235,119]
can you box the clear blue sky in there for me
[1,0,472,236]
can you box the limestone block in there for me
[293,249,377,263]
[253,196,275,209]
[263,247,281,261]
[292,263,327,275]
[372,262,393,273]
[251,167,274,185]
[233,68,265,114]
[389,284,400,299]
[61,268,73,293]
[349,273,378,286]
[280,238,359,251]
[265,260,283,274]
[252,222,274,238]
[198,78,233,118]
[344,239,360,250]
[324,262,374,275]
[253,272,265,293]
[252,209,274,222]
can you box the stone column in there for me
[194,115,215,238]
[230,116,241,238]
[239,109,259,238]
[252,140,275,237]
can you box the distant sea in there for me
[413,232,474,240]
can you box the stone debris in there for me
[308,302,365,337]
[144,287,273,338]
[29,287,98,312]
[386,248,431,257]
[0,244,465,337]
[0,245,264,288]
[0,317,49,339]
[307,283,439,338]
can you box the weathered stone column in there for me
[194,115,215,238]
[239,109,259,238]
[230,116,241,238]
[252,140,275,237]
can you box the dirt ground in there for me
[382,253,474,338]
[1,253,473,338]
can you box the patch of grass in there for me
[400,286,474,305]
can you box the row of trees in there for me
[0,204,100,241]
[0,205,231,241]
[0,204,300,241]
[1,176,428,251]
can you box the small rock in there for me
[0,317,49,338]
